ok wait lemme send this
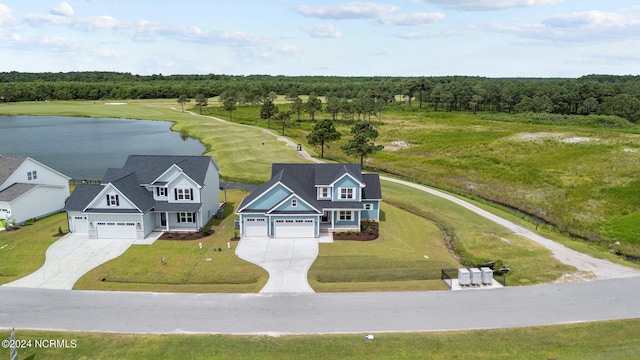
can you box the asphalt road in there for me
[2,277,640,335]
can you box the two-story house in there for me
[0,155,70,228]
[64,155,221,240]
[236,163,381,238]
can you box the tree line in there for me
[1,72,640,122]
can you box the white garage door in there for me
[244,218,267,237]
[96,222,137,239]
[73,216,88,233]
[274,219,315,238]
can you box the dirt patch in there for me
[510,132,598,144]
[384,140,411,151]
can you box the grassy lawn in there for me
[0,212,68,285]
[73,189,268,293]
[4,318,640,359]
[309,202,460,292]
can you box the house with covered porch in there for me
[236,163,381,238]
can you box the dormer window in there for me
[339,188,355,200]
[156,187,168,197]
[106,194,119,206]
[319,187,330,199]
[291,199,297,207]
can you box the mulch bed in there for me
[159,231,212,241]
[332,223,379,241]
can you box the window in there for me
[177,212,195,223]
[106,194,119,206]
[156,187,167,197]
[364,203,373,210]
[27,171,37,180]
[291,199,297,207]
[339,188,354,199]
[339,211,353,221]
[175,188,193,200]
[319,187,330,199]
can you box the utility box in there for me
[458,268,470,287]
[481,267,493,285]
[470,268,482,286]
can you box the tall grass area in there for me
[4,319,640,359]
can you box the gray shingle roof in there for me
[110,172,155,212]
[0,155,27,188]
[63,184,104,211]
[121,155,212,186]
[0,183,37,202]
[239,163,380,214]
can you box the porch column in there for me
[331,211,335,229]
[165,211,169,231]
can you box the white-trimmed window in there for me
[339,188,355,199]
[177,212,195,223]
[364,203,373,210]
[318,187,331,199]
[27,170,37,181]
[339,211,353,221]
[156,187,168,197]
[291,199,297,207]
[175,188,193,200]
[106,194,119,206]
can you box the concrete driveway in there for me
[2,232,160,290]
[236,235,326,293]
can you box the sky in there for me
[0,0,639,77]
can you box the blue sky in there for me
[0,0,639,77]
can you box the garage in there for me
[96,221,137,239]
[244,217,267,237]
[274,219,315,238]
[72,216,88,233]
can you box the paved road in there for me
[2,277,640,334]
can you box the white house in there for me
[63,155,221,240]
[0,155,71,228]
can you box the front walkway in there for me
[2,232,162,289]
[236,235,328,293]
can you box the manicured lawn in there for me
[4,318,640,359]
[73,190,269,293]
[309,202,460,292]
[0,212,68,285]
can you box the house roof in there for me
[0,155,27,188]
[238,163,380,214]
[63,184,104,211]
[119,155,214,186]
[0,183,37,202]
[110,172,156,212]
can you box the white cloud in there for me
[543,11,630,28]
[414,0,565,11]
[71,15,120,31]
[301,23,342,38]
[378,12,445,26]
[51,2,74,17]
[0,3,15,26]
[295,2,400,20]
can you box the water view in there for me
[0,116,205,180]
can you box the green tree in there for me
[341,120,384,167]
[194,94,208,114]
[222,96,237,121]
[177,94,189,112]
[305,93,322,121]
[307,119,341,158]
[274,110,292,136]
[260,97,279,128]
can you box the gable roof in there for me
[120,155,215,186]
[238,163,381,214]
[0,183,38,202]
[0,155,28,187]
[63,184,104,211]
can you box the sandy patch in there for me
[105,102,127,105]
[384,140,411,151]
[623,147,638,153]
[510,132,598,144]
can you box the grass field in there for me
[4,318,640,359]
[0,212,68,285]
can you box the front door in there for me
[321,211,331,223]
[160,213,167,226]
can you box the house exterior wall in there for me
[1,158,70,194]
[332,176,362,202]
[0,202,11,221]
[361,200,380,220]
[272,195,315,212]
[249,184,291,210]
[332,210,360,228]
[8,186,68,224]
[199,160,221,225]
[91,187,138,211]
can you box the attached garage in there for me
[72,216,88,233]
[274,219,315,238]
[95,221,137,239]
[244,217,267,237]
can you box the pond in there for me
[0,116,205,180]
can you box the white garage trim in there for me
[95,221,137,239]
[274,219,315,238]
[244,217,267,237]
[72,216,88,233]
